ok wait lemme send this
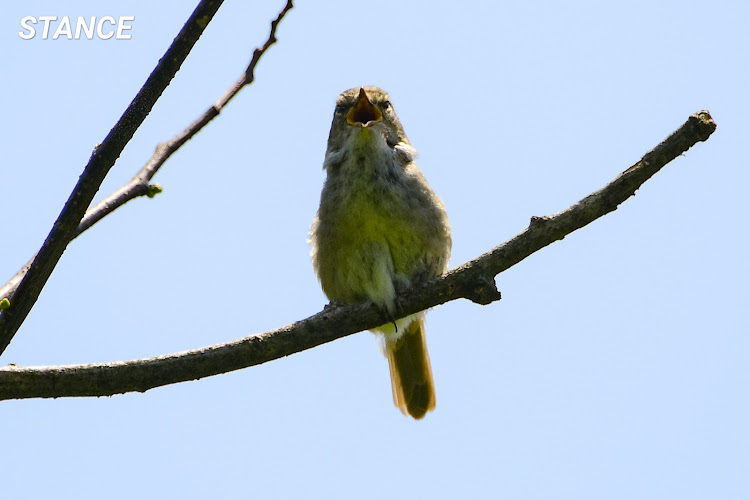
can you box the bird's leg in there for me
[323,298,348,311]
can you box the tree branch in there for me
[0,0,225,355]
[0,0,294,322]
[0,111,716,401]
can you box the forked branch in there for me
[0,0,295,354]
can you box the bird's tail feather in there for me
[386,318,436,419]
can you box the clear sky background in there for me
[2,1,748,498]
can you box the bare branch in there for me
[0,1,226,355]
[0,0,295,314]
[0,111,717,401]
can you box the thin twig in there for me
[0,111,717,401]
[0,1,295,338]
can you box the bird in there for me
[310,86,452,419]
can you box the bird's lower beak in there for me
[347,88,382,126]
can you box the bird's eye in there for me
[382,101,391,109]
[335,104,346,114]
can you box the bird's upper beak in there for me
[347,88,382,126]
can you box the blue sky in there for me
[2,1,748,498]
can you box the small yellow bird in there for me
[310,86,452,419]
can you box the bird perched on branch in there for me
[310,86,452,419]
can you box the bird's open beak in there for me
[347,88,382,126]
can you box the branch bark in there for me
[0,0,294,328]
[0,111,716,401]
